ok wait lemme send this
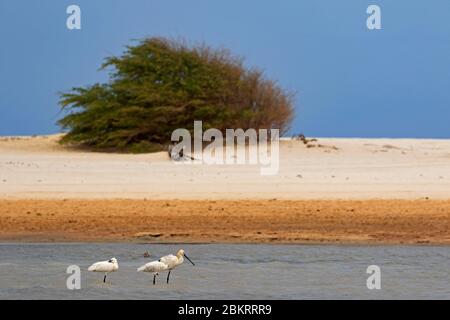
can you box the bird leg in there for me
[103,274,107,283]
[167,270,171,284]
[153,274,156,285]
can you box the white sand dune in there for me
[0,134,449,200]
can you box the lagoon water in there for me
[0,243,448,299]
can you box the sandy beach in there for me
[0,135,449,244]
[1,199,449,244]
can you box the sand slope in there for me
[1,135,449,244]
[1,199,449,244]
[0,134,449,200]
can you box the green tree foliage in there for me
[58,37,294,152]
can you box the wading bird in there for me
[88,257,119,283]
[137,261,169,285]
[159,249,195,284]
[137,249,195,285]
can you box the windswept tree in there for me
[58,37,294,152]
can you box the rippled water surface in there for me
[0,243,448,299]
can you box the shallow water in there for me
[0,243,448,299]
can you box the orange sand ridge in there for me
[0,199,449,244]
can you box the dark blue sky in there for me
[0,0,449,138]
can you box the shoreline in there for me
[1,199,449,245]
[1,135,449,245]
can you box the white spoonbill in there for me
[158,249,195,284]
[88,257,119,283]
[137,261,169,285]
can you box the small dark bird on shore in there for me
[168,145,196,161]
